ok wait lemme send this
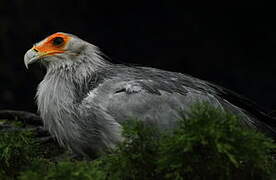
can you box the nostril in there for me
[33,48,38,52]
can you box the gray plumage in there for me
[24,32,276,157]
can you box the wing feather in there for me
[81,65,276,135]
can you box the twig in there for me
[0,110,42,126]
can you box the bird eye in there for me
[52,37,64,46]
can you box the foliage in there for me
[19,159,106,180]
[0,119,64,179]
[101,119,162,180]
[157,103,276,179]
[0,124,38,178]
[102,103,276,179]
[0,102,276,179]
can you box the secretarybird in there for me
[24,32,276,157]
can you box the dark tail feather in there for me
[208,83,276,138]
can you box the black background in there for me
[1,2,276,113]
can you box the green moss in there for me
[157,102,276,179]
[1,102,276,179]
[101,119,162,179]
[0,129,38,177]
[19,159,106,180]
[0,119,65,179]
[100,103,276,179]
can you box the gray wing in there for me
[81,72,256,131]
[77,66,276,154]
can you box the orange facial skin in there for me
[33,33,71,57]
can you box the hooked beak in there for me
[24,48,42,69]
[24,46,65,69]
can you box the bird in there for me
[24,32,276,157]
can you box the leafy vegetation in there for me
[0,103,275,179]
[0,129,35,178]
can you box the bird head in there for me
[24,32,104,70]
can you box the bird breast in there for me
[36,72,81,146]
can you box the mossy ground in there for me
[1,102,276,180]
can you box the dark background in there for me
[1,2,276,113]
